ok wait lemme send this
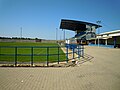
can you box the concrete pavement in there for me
[0,46,120,90]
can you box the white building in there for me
[90,30,120,47]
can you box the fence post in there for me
[47,47,49,66]
[58,47,60,64]
[83,45,84,57]
[0,47,2,58]
[81,45,84,57]
[72,47,74,59]
[78,45,80,59]
[0,47,1,54]
[15,47,17,66]
[66,45,68,63]
[31,47,33,66]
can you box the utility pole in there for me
[20,27,22,39]
[64,29,65,42]
[60,32,62,41]
[96,21,101,47]
[56,28,58,42]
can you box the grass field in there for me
[0,42,66,64]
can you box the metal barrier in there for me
[0,45,84,66]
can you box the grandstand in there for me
[60,19,102,45]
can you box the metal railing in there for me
[0,45,84,66]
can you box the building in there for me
[89,30,120,48]
[60,19,102,44]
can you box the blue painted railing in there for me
[0,45,84,66]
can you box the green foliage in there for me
[0,42,57,46]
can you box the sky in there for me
[0,0,120,40]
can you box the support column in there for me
[114,37,116,48]
[105,39,108,45]
[95,39,96,45]
[98,36,100,47]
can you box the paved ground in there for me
[0,46,120,90]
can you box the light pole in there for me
[20,27,22,39]
[56,28,58,43]
[64,29,65,42]
[96,21,101,47]
[62,29,66,42]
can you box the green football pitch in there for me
[0,42,66,63]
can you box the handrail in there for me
[0,45,84,66]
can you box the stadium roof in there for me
[60,19,102,31]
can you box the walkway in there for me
[0,46,120,90]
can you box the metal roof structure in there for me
[96,30,120,39]
[99,30,120,35]
[60,19,102,31]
